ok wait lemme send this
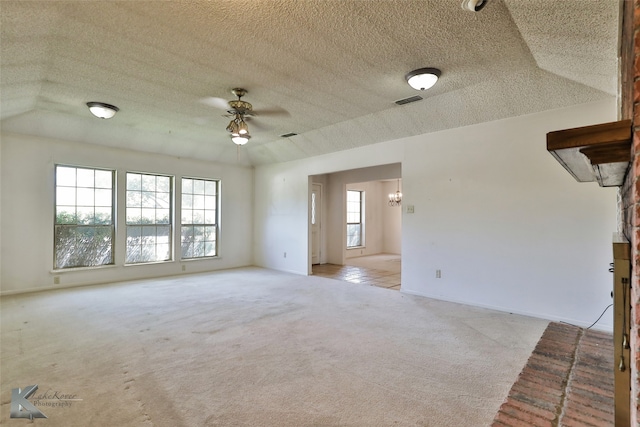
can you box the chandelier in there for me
[388,179,402,207]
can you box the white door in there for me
[311,183,322,265]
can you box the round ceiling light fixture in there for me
[86,102,119,119]
[405,68,441,91]
[461,0,488,12]
[231,133,250,145]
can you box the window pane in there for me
[141,208,155,224]
[182,194,193,209]
[76,168,94,187]
[193,194,205,209]
[193,179,205,194]
[127,208,142,224]
[57,187,76,206]
[95,189,112,207]
[95,170,112,189]
[141,174,156,191]
[205,181,216,195]
[56,206,76,224]
[181,209,193,224]
[55,225,113,269]
[157,226,170,244]
[204,209,216,224]
[156,209,170,224]
[193,210,204,224]
[127,173,141,191]
[95,207,112,224]
[141,191,155,208]
[77,206,94,224]
[194,226,205,242]
[347,224,361,247]
[156,192,170,209]
[127,226,142,245]
[204,226,216,241]
[77,188,94,206]
[182,178,193,194]
[127,190,141,208]
[204,242,216,257]
[204,195,216,209]
[56,166,76,186]
[157,176,170,192]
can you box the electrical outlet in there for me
[407,205,415,214]
[53,276,60,285]
[182,265,186,272]
[284,252,287,258]
[436,269,441,279]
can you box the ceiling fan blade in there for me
[254,106,290,117]
[199,96,230,110]
[245,116,272,131]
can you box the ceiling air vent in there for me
[280,132,298,138]
[395,95,423,106]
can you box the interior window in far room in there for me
[346,190,363,248]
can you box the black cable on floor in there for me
[560,303,613,330]
[585,304,613,329]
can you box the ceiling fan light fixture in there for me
[237,118,249,135]
[226,119,239,134]
[86,102,119,119]
[405,68,441,91]
[231,133,250,145]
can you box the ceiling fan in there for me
[201,88,288,146]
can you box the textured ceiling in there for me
[0,0,620,167]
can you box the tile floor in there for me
[312,263,401,290]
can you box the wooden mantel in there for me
[546,119,632,187]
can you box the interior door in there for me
[311,183,322,265]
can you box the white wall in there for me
[254,98,618,330]
[382,180,402,254]
[0,133,254,294]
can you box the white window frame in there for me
[54,165,115,269]
[125,172,173,264]
[346,189,364,248]
[180,177,219,259]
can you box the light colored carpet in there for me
[1,267,548,426]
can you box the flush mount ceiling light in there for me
[405,68,441,91]
[86,102,119,119]
[461,0,488,12]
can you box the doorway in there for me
[311,183,322,265]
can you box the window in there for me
[346,190,363,248]
[54,165,115,269]
[181,177,218,259]
[126,172,172,264]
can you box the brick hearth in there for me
[492,322,614,427]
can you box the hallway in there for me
[312,254,401,290]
